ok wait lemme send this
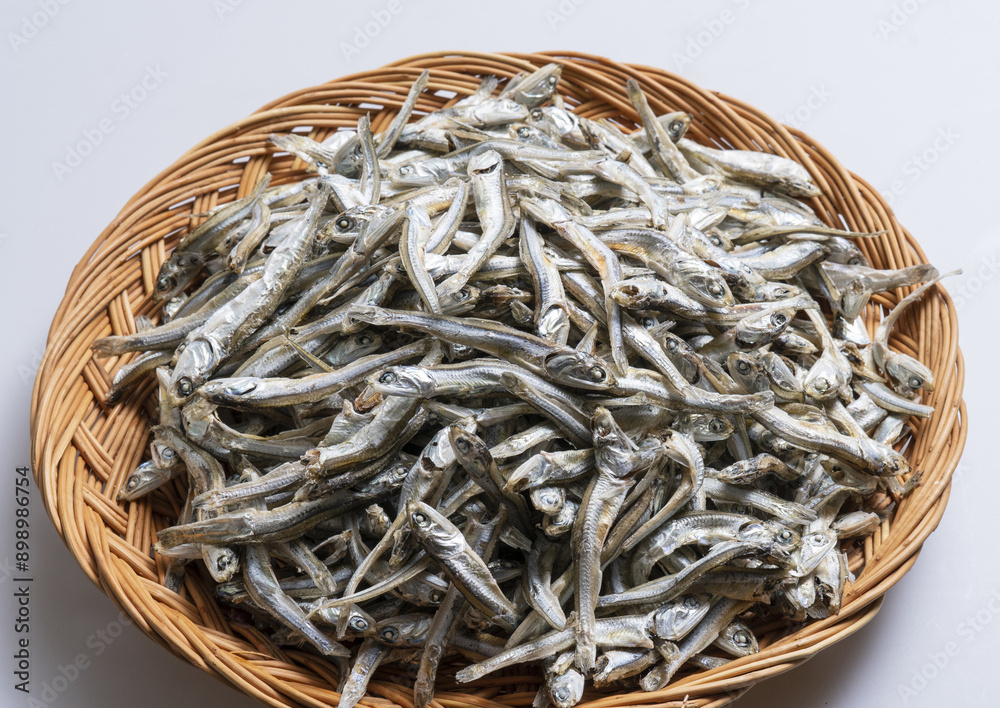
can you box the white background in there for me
[1,0,996,706]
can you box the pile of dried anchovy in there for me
[98,64,945,707]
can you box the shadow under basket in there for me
[29,51,967,708]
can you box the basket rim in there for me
[29,50,968,708]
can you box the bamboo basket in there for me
[29,51,967,708]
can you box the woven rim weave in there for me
[29,51,967,708]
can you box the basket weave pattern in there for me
[29,51,967,708]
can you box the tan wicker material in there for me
[29,51,967,708]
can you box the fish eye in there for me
[668,120,684,135]
[736,360,750,374]
[810,534,826,546]
[379,371,398,384]
[176,377,194,397]
[350,617,369,632]
[849,256,865,265]
[708,419,724,434]
[336,216,354,231]
[161,447,175,459]
[126,477,139,490]
[456,288,471,301]
[733,630,750,647]
[379,626,399,642]
[771,312,788,327]
[156,276,173,292]
[778,529,792,542]
[685,597,699,608]
[454,437,471,453]
[547,76,558,86]
[812,377,831,392]
[553,688,569,702]
[666,339,678,352]
[908,376,923,389]
[707,282,724,297]
[530,109,544,121]
[412,512,429,526]
[517,127,532,139]
[358,334,374,345]
[398,165,412,175]
[640,317,655,328]
[710,235,722,246]
[217,556,231,571]
[587,366,607,382]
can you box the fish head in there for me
[388,160,446,188]
[655,332,700,383]
[687,413,734,441]
[803,356,843,400]
[153,251,204,303]
[794,529,838,577]
[447,426,493,474]
[544,351,616,390]
[468,148,504,178]
[755,281,803,302]
[203,546,239,583]
[772,332,818,357]
[860,437,910,477]
[343,604,377,637]
[504,454,550,493]
[608,277,664,309]
[885,353,935,394]
[680,270,735,308]
[370,366,435,397]
[440,285,481,315]
[473,98,530,125]
[341,331,385,360]
[735,307,794,347]
[529,486,566,515]
[171,338,220,400]
[149,438,180,470]
[760,353,800,393]
[527,106,578,139]
[376,613,434,646]
[118,461,166,501]
[719,622,758,656]
[652,595,712,641]
[727,352,768,394]
[520,197,570,226]
[542,499,578,537]
[663,112,692,142]
[762,522,801,564]
[549,668,585,708]
[406,500,458,550]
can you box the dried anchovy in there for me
[97,63,945,707]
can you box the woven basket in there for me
[29,51,967,708]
